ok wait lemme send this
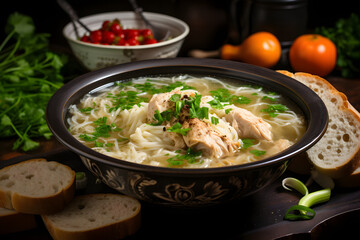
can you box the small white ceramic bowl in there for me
[63,11,189,70]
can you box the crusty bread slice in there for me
[277,71,360,178]
[0,158,75,214]
[42,193,141,240]
[0,207,37,234]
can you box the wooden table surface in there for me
[1,73,360,240]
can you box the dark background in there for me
[0,0,359,56]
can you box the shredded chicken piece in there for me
[146,87,197,123]
[225,108,272,141]
[182,118,240,158]
[164,130,187,148]
[146,88,273,159]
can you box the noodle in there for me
[67,75,306,168]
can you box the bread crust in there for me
[0,158,75,214]
[42,194,141,240]
[277,70,360,178]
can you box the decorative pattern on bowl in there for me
[80,155,287,206]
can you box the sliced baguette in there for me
[42,193,141,240]
[277,71,360,178]
[0,207,37,234]
[0,158,75,214]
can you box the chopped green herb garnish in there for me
[242,138,256,149]
[133,80,196,95]
[267,91,278,96]
[250,149,266,156]
[79,134,97,142]
[210,88,232,102]
[93,123,111,138]
[262,96,277,102]
[167,122,191,136]
[107,90,148,112]
[78,117,122,148]
[208,99,224,109]
[261,104,288,117]
[211,116,219,125]
[175,100,184,117]
[166,148,202,166]
[110,123,122,132]
[225,108,233,114]
[93,117,107,125]
[151,110,164,126]
[94,140,104,147]
[188,93,209,119]
[233,96,251,104]
[210,88,251,105]
[169,93,181,102]
[80,107,94,113]
[164,81,196,92]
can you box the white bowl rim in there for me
[63,11,190,50]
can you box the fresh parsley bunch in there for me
[0,13,67,151]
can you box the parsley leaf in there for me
[167,122,191,136]
[225,108,233,114]
[262,96,277,102]
[233,96,251,104]
[169,94,181,102]
[187,93,209,119]
[250,150,266,156]
[0,13,67,151]
[210,88,232,102]
[261,104,288,117]
[208,99,224,109]
[79,134,97,142]
[107,90,148,112]
[210,88,251,105]
[151,110,164,126]
[211,116,219,125]
[80,107,94,113]
[242,138,256,149]
[78,117,122,148]
[166,148,202,166]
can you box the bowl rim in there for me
[62,11,190,50]
[46,58,328,176]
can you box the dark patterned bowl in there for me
[46,58,328,207]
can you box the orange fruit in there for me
[289,34,337,77]
[221,32,281,68]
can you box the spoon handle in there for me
[57,0,91,33]
[128,0,151,27]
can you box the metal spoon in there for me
[128,0,170,42]
[57,0,91,38]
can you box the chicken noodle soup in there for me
[67,75,306,168]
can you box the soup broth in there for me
[67,75,306,168]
